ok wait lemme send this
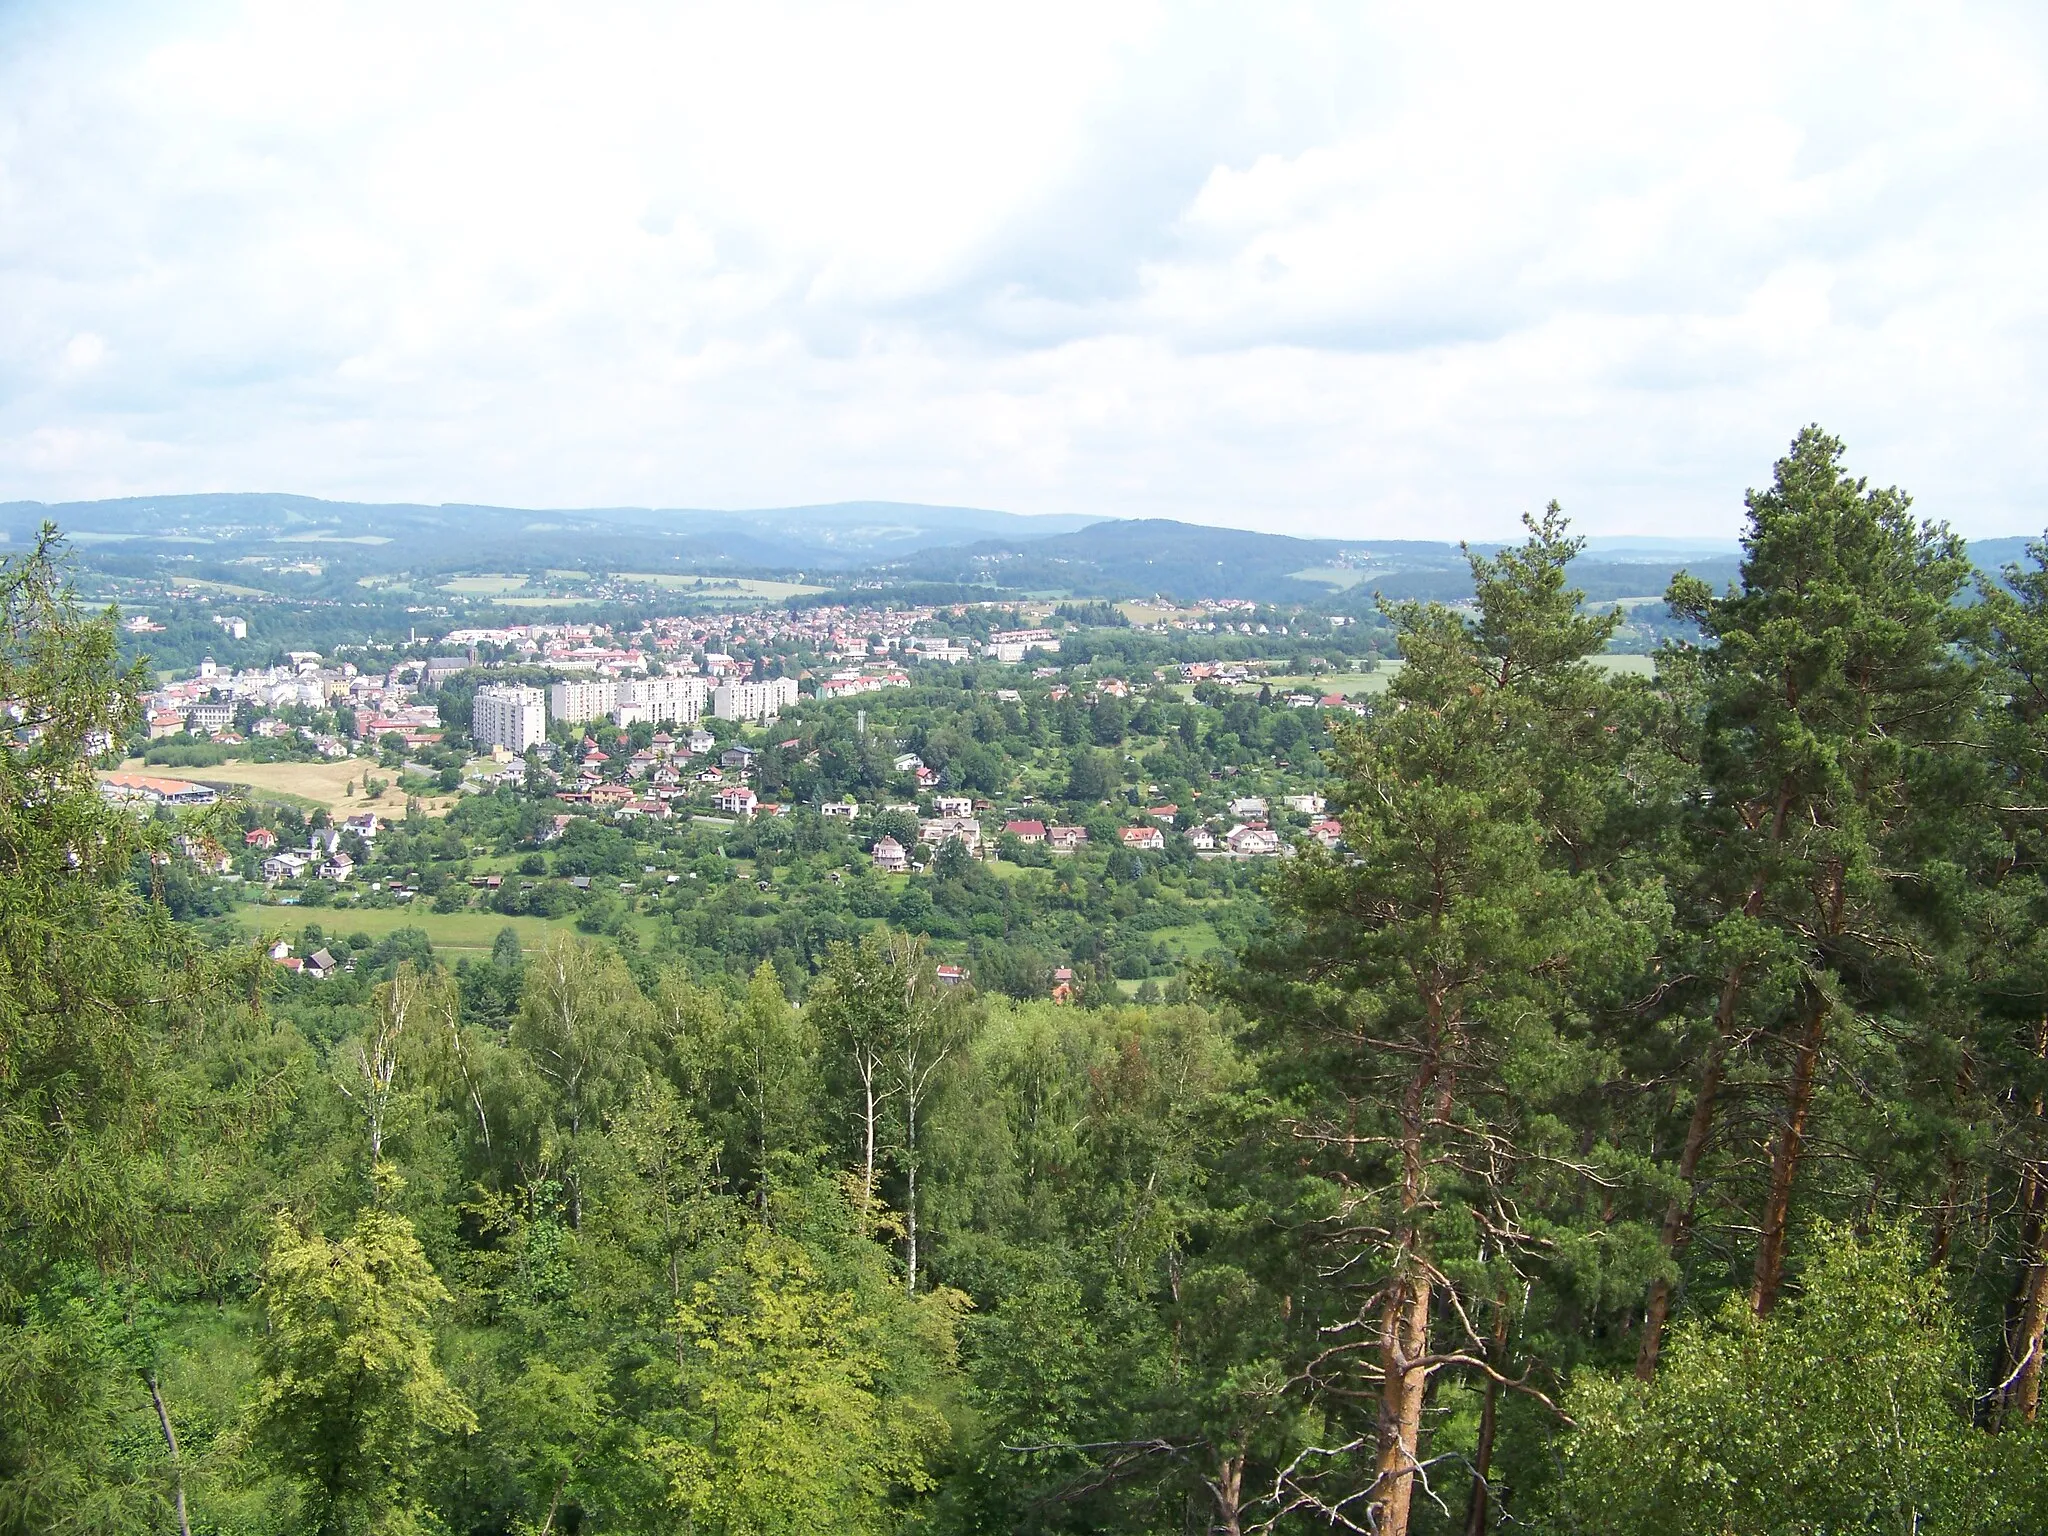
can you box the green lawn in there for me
[441,574,531,595]
[234,898,658,955]
[1149,919,1222,957]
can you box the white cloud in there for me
[0,0,2044,538]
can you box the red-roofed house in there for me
[1003,819,1046,843]
[1119,825,1165,852]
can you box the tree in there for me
[335,961,451,1176]
[251,1208,473,1535]
[808,934,907,1232]
[645,1228,950,1536]
[1223,511,1635,1536]
[1637,428,1980,1371]
[511,937,653,1227]
[704,961,816,1213]
[1065,747,1111,804]
[889,942,972,1296]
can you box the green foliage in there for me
[647,1228,952,1534]
[1556,1225,2048,1535]
[251,1208,473,1534]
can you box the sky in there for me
[1,2,2044,540]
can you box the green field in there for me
[618,574,827,599]
[1194,653,1654,699]
[441,574,532,595]
[169,576,269,597]
[236,898,671,956]
[1290,565,1375,590]
[1150,919,1223,957]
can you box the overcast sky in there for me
[2,2,2044,539]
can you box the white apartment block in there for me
[712,676,799,722]
[548,679,619,725]
[472,685,547,752]
[612,675,709,728]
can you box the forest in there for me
[11,428,2048,1535]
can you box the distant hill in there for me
[882,517,1749,605]
[0,494,1101,571]
[6,491,2034,603]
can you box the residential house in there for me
[1003,819,1046,844]
[1283,794,1328,815]
[1228,796,1269,819]
[1051,967,1076,1004]
[920,817,982,855]
[244,827,278,850]
[871,835,910,873]
[934,795,973,818]
[716,785,760,817]
[820,801,859,820]
[305,948,341,980]
[176,834,232,874]
[1047,826,1088,853]
[1147,804,1179,822]
[934,964,969,986]
[262,850,311,883]
[1118,825,1165,853]
[1185,825,1216,851]
[1225,822,1282,857]
[1309,818,1345,849]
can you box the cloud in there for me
[0,1,2044,538]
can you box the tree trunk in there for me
[1751,981,1830,1315]
[1208,1450,1244,1536]
[147,1372,193,1536]
[1639,853,1778,1376]
[904,1088,920,1296]
[1371,1037,1438,1536]
[1462,1300,1511,1535]
[1637,998,1735,1378]
[859,1053,880,1235]
[1372,1264,1432,1536]
[2000,1019,2048,1426]
[2004,1216,2048,1426]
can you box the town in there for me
[102,591,1375,998]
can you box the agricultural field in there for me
[618,573,827,599]
[231,898,649,956]
[110,756,458,818]
[1289,564,1375,590]
[166,576,268,597]
[440,574,532,595]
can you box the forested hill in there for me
[0,493,1101,572]
[888,514,1748,603]
[13,432,2048,1534]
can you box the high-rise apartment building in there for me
[472,685,547,752]
[613,675,709,727]
[711,676,799,722]
[547,679,618,725]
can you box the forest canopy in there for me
[9,431,2048,1534]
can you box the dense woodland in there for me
[13,430,2048,1534]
